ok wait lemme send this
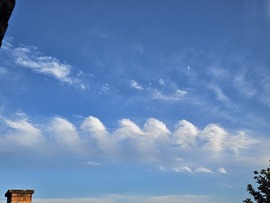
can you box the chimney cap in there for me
[5,190,34,197]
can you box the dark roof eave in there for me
[0,0,16,47]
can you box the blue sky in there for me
[0,0,270,202]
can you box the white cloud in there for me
[112,118,171,162]
[200,124,257,154]
[0,67,7,75]
[101,84,110,92]
[0,116,44,149]
[49,117,86,155]
[15,53,72,83]
[159,165,167,171]
[80,116,115,155]
[1,38,87,89]
[267,0,270,21]
[158,78,166,86]
[82,161,101,167]
[195,167,213,174]
[114,118,144,140]
[143,118,170,140]
[259,78,270,107]
[30,194,222,203]
[218,167,227,174]
[225,131,257,153]
[34,197,115,203]
[81,116,108,135]
[173,166,193,173]
[151,89,187,102]
[209,67,228,80]
[173,119,199,150]
[234,71,257,99]
[244,0,270,22]
[201,124,227,152]
[0,113,261,170]
[130,80,143,90]
[128,80,188,103]
[209,85,231,106]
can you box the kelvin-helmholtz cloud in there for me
[0,112,265,173]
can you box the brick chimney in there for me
[5,190,34,203]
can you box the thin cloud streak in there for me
[0,67,7,75]
[195,167,213,174]
[150,89,187,102]
[130,80,143,90]
[1,38,87,89]
[31,194,223,203]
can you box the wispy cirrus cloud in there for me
[231,64,270,109]
[161,165,223,175]
[158,78,166,86]
[129,78,187,103]
[0,66,7,75]
[234,71,257,99]
[195,167,213,174]
[1,38,88,89]
[130,80,143,90]
[150,89,187,102]
[209,85,231,106]
[173,166,193,174]
[244,0,270,22]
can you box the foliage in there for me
[243,162,270,203]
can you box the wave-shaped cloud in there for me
[0,112,265,172]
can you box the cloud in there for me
[143,118,170,139]
[82,161,101,167]
[234,71,257,99]
[0,116,45,150]
[128,78,187,103]
[130,80,143,90]
[80,116,113,154]
[1,38,87,89]
[267,0,270,21]
[172,119,199,150]
[15,50,71,83]
[259,77,270,107]
[173,166,193,173]
[159,165,167,171]
[244,0,270,22]
[111,118,171,162]
[0,67,7,75]
[195,167,213,174]
[28,194,222,203]
[114,118,144,140]
[218,167,227,174]
[101,84,110,93]
[201,124,227,153]
[200,124,255,154]
[158,78,166,86]
[48,117,86,155]
[150,89,187,102]
[170,166,214,174]
[209,85,231,106]
[0,113,262,171]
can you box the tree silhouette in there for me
[243,162,270,203]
